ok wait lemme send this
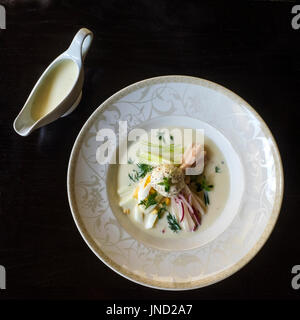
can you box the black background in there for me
[0,0,299,300]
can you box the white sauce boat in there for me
[13,28,93,136]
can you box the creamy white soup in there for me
[117,128,230,239]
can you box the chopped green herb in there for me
[157,202,168,219]
[128,171,139,183]
[128,163,153,183]
[196,175,213,206]
[196,182,202,192]
[215,166,221,173]
[137,163,153,178]
[158,177,171,192]
[167,213,181,233]
[139,192,158,209]
[199,175,213,191]
[203,190,210,206]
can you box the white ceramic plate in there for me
[67,75,284,290]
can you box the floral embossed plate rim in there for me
[67,75,284,290]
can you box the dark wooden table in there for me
[0,0,299,300]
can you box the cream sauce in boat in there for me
[31,59,78,121]
[117,129,230,239]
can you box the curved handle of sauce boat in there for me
[66,28,93,63]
